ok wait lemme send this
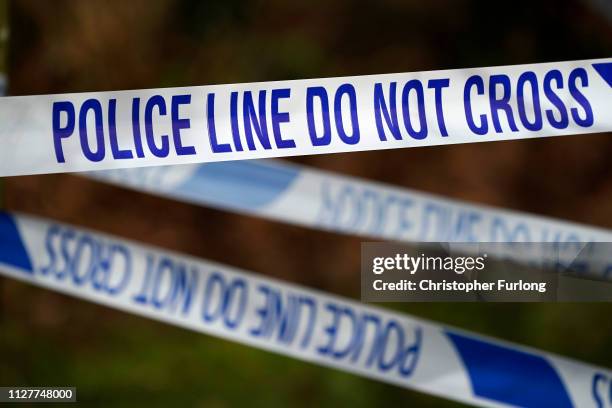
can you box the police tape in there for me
[86,160,612,278]
[1,58,611,177]
[0,211,610,407]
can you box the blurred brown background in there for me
[1,0,611,406]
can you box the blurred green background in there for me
[1,0,612,406]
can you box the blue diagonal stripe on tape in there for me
[0,212,33,273]
[445,331,573,407]
[593,63,612,88]
[174,160,299,210]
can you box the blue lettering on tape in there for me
[316,304,422,378]
[200,271,248,330]
[131,254,198,315]
[0,212,33,273]
[249,285,317,348]
[52,95,198,164]
[592,372,612,408]
[445,331,573,407]
[463,68,595,137]
[316,182,414,238]
[39,225,132,296]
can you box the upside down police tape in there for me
[1,59,612,176]
[87,160,612,277]
[0,212,611,407]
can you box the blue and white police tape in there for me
[0,212,610,407]
[86,160,612,278]
[1,58,612,177]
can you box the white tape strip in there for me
[1,58,611,176]
[87,159,612,278]
[0,212,610,407]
